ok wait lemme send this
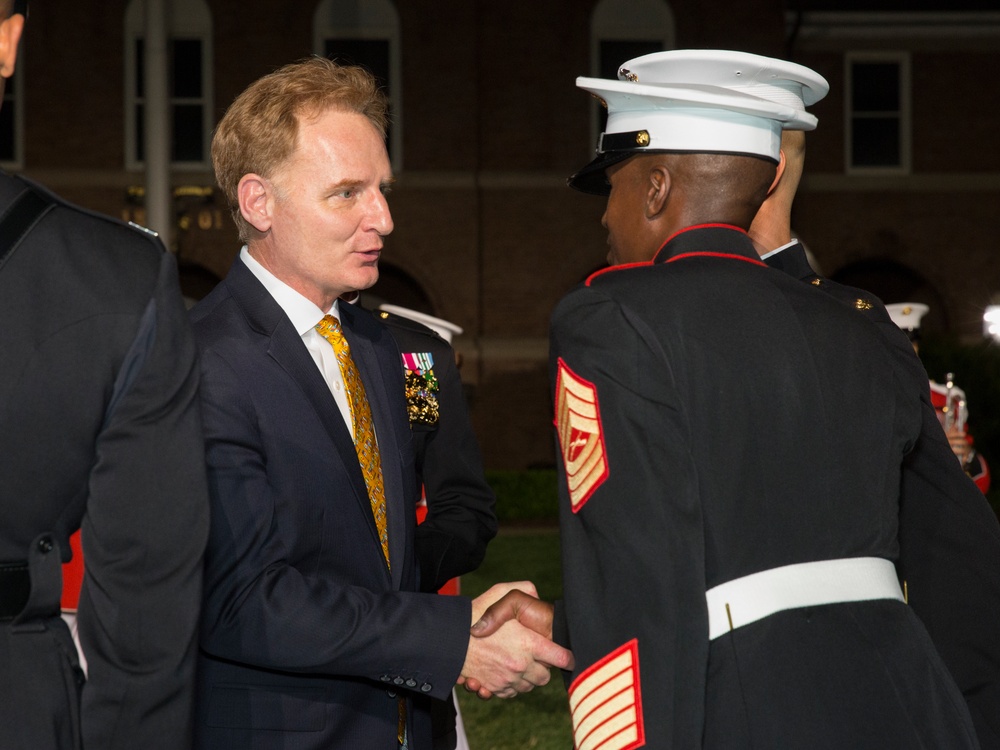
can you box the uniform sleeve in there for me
[867,313,1000,747]
[550,286,708,748]
[78,251,210,750]
[413,345,498,591]
[195,346,471,701]
[899,391,1000,748]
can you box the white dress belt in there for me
[705,556,904,641]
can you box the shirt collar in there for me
[240,246,338,335]
[760,238,798,261]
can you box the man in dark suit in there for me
[474,49,980,748]
[190,57,571,749]
[0,2,210,747]
[750,128,1000,748]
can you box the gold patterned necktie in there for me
[315,314,390,568]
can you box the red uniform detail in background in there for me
[929,380,991,494]
[415,498,460,596]
[63,500,461,606]
[61,530,84,610]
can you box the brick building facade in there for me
[6,0,999,467]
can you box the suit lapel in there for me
[340,302,408,589]
[224,261,389,576]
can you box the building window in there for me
[314,0,401,169]
[590,0,675,143]
[847,52,910,173]
[1,60,23,167]
[125,0,213,169]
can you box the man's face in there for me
[254,108,394,310]
[601,156,654,266]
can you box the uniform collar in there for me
[652,224,764,266]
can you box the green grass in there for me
[456,528,572,750]
[485,470,560,524]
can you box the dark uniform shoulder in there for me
[14,174,166,259]
[808,276,890,325]
[5,175,169,309]
[373,308,444,343]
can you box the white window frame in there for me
[845,50,911,176]
[124,0,213,171]
[314,0,402,171]
[589,0,675,149]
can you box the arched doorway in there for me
[831,258,949,335]
[358,263,434,315]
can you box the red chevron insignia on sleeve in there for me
[568,639,645,750]
[555,358,609,513]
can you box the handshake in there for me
[458,582,573,700]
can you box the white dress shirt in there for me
[240,246,354,439]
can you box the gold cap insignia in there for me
[619,67,638,82]
[635,130,650,146]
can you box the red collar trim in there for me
[584,260,652,286]
[660,222,746,249]
[666,251,766,267]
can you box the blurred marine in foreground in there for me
[0,1,210,748]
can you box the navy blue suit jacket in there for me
[190,258,470,750]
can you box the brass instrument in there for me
[941,372,968,433]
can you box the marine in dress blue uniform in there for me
[550,50,980,749]
[373,304,497,750]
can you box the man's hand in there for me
[461,588,568,699]
[459,618,573,700]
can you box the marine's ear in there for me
[645,163,672,219]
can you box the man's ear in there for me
[237,174,274,234]
[645,164,671,218]
[0,12,25,79]
[766,150,787,198]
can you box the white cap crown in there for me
[569,49,829,194]
[885,302,929,332]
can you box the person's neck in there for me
[747,219,792,258]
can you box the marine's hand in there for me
[460,618,573,700]
[471,589,555,640]
[470,581,539,626]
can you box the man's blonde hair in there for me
[212,56,389,242]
